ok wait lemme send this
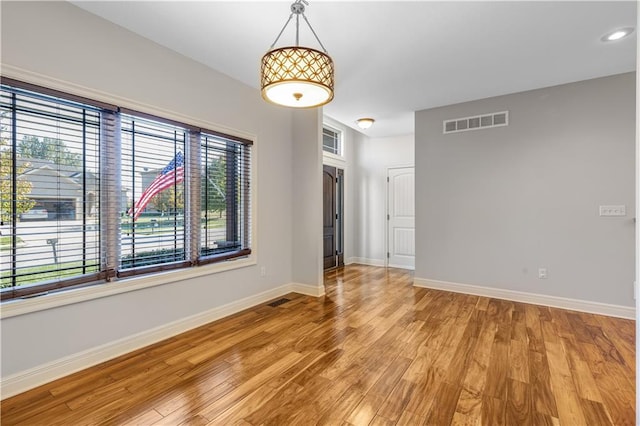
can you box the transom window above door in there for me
[322,126,342,156]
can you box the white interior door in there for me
[387,167,415,269]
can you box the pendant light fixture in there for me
[261,0,334,108]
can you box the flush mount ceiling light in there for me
[261,0,334,108]
[356,118,375,130]
[601,27,635,42]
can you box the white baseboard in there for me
[0,282,321,399]
[347,257,386,267]
[290,282,325,297]
[388,263,415,271]
[414,277,635,320]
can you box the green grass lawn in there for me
[0,261,99,289]
[0,236,25,251]
[121,215,224,235]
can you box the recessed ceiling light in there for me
[601,27,634,42]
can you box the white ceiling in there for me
[72,1,636,138]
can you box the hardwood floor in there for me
[1,265,635,425]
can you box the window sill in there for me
[0,255,256,319]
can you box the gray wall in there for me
[1,1,298,377]
[292,109,323,288]
[415,73,636,307]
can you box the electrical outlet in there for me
[260,266,266,276]
[538,268,547,279]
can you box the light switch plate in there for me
[599,205,626,216]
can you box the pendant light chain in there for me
[268,13,293,50]
[296,12,300,46]
[267,0,328,53]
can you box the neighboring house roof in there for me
[17,158,98,191]
[20,164,82,199]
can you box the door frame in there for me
[386,165,415,269]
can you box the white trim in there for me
[0,282,322,399]
[347,257,386,267]
[1,258,256,319]
[322,153,346,168]
[635,8,640,422]
[0,64,260,320]
[414,277,635,320]
[290,282,325,297]
[388,264,415,271]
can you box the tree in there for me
[149,185,184,215]
[202,156,226,218]
[0,138,35,223]
[18,135,81,166]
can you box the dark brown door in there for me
[323,165,337,269]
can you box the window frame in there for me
[198,131,252,266]
[1,80,108,300]
[0,76,257,308]
[322,124,343,158]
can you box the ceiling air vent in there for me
[443,111,509,134]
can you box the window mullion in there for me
[186,130,201,265]
[10,91,17,290]
[101,110,121,280]
[82,109,87,275]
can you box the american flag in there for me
[129,152,184,221]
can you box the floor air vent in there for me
[443,111,509,134]
[268,298,291,307]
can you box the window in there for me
[200,132,251,263]
[1,84,103,299]
[119,114,188,276]
[322,126,342,156]
[0,78,253,301]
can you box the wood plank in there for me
[424,381,462,425]
[198,351,303,421]
[345,392,387,425]
[505,379,532,426]
[481,396,506,426]
[524,304,545,353]
[547,372,588,425]
[316,386,364,426]
[454,388,482,421]
[528,350,558,418]
[483,341,509,399]
[508,339,529,383]
[578,398,613,426]
[375,378,415,422]
[396,410,425,426]
[585,324,627,366]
